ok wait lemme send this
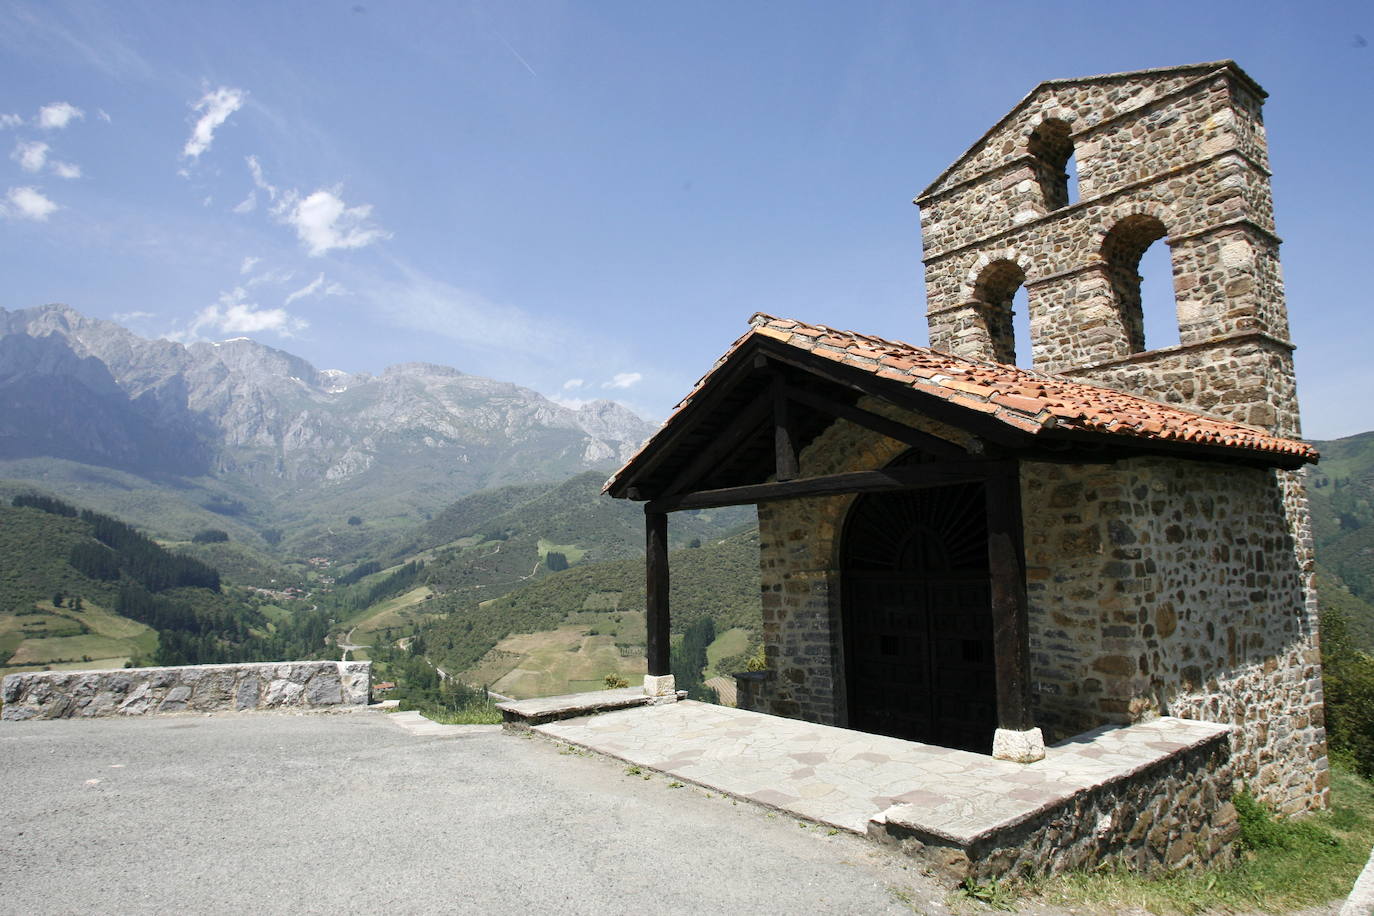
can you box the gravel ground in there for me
[0,710,1352,916]
[1,710,959,915]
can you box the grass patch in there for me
[257,603,293,624]
[1025,767,1374,914]
[401,682,503,725]
[703,626,750,680]
[350,585,436,643]
[537,538,586,565]
[415,701,502,725]
[463,617,647,699]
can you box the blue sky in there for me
[0,1,1370,439]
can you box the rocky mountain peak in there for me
[0,304,656,516]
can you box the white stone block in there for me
[992,726,1046,763]
[643,674,676,697]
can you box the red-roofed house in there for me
[606,61,1327,844]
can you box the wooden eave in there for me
[605,332,1309,508]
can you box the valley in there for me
[3,306,1373,734]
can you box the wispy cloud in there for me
[37,101,83,130]
[52,161,81,179]
[183,287,307,339]
[0,114,22,129]
[113,310,155,322]
[283,273,346,306]
[245,267,295,289]
[275,186,390,256]
[231,155,279,214]
[1,8,152,81]
[363,263,568,359]
[240,256,260,275]
[247,155,276,200]
[2,186,58,220]
[603,372,643,389]
[12,140,48,172]
[562,378,586,390]
[182,87,245,160]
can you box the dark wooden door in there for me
[842,480,996,753]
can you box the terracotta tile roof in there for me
[605,314,1316,494]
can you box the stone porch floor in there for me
[533,699,1230,842]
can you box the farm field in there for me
[0,601,158,678]
[350,586,438,645]
[461,610,646,698]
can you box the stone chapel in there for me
[605,61,1327,816]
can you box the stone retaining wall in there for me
[1,661,371,720]
[870,719,1237,881]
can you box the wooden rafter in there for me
[646,460,1011,513]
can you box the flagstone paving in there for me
[535,699,1231,839]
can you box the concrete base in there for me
[991,726,1046,763]
[643,674,676,697]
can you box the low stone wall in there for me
[869,717,1236,881]
[1,661,371,720]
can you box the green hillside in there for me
[1309,432,1374,648]
[0,497,332,675]
[422,529,762,681]
[330,472,752,615]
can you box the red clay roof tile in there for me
[604,314,1317,495]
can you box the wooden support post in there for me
[986,465,1034,734]
[773,376,798,481]
[645,510,671,677]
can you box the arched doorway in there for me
[841,464,997,753]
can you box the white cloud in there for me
[0,114,22,129]
[562,378,585,390]
[187,287,307,338]
[182,87,245,160]
[240,256,260,275]
[2,186,58,220]
[113,310,155,322]
[97,109,112,123]
[245,267,295,289]
[51,160,81,179]
[37,102,83,130]
[285,273,347,306]
[603,372,643,389]
[13,140,48,172]
[247,155,276,199]
[275,186,390,256]
[232,190,256,213]
[550,395,592,410]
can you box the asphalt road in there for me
[0,711,953,915]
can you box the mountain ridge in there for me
[0,304,657,549]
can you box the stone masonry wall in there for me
[749,414,1326,814]
[1021,456,1326,813]
[874,724,1237,881]
[750,404,974,726]
[917,65,1296,440]
[1,661,371,720]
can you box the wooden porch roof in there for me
[605,314,1316,505]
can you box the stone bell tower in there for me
[915,61,1298,438]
